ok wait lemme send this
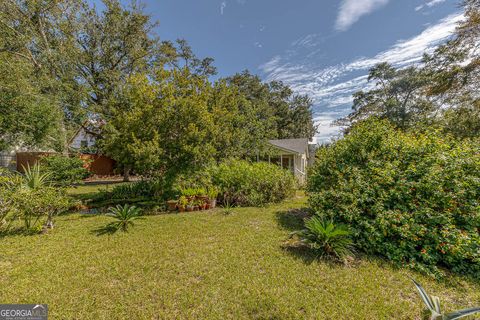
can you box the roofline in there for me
[268,142,305,155]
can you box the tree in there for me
[101,69,216,180]
[422,0,480,139]
[338,2,480,139]
[0,0,83,150]
[158,39,217,77]
[226,71,316,140]
[337,63,435,131]
[0,53,63,151]
[73,0,160,119]
[0,0,161,151]
[208,79,271,159]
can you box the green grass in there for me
[1,194,479,319]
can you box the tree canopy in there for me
[0,0,316,168]
[338,0,480,139]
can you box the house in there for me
[267,138,317,184]
[69,126,98,150]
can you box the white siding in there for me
[70,128,96,149]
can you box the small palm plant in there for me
[412,279,480,320]
[222,199,235,215]
[291,216,353,260]
[104,204,144,233]
[22,163,50,190]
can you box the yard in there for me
[1,192,479,319]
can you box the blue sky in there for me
[95,0,461,141]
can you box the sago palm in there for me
[105,204,144,233]
[293,216,353,260]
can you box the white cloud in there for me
[220,1,227,15]
[335,0,390,31]
[260,13,462,141]
[415,0,447,12]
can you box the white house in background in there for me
[69,126,97,149]
[267,138,317,184]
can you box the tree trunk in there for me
[123,166,131,182]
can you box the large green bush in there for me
[41,154,90,186]
[211,159,296,206]
[100,160,295,208]
[307,119,480,278]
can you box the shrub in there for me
[211,159,296,206]
[0,170,21,232]
[41,154,90,186]
[307,118,480,278]
[0,167,71,233]
[290,217,353,260]
[110,180,163,200]
[14,187,71,231]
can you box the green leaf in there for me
[412,279,436,312]
[444,307,480,320]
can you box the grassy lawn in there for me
[1,194,479,319]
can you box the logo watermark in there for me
[0,305,47,320]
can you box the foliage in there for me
[211,159,296,207]
[0,0,162,151]
[41,155,91,186]
[0,56,63,151]
[226,71,317,140]
[339,2,480,139]
[423,0,480,110]
[14,187,71,231]
[336,63,434,131]
[0,170,22,232]
[102,70,316,178]
[290,216,353,260]
[222,201,235,215]
[307,119,480,278]
[0,169,70,232]
[22,163,51,190]
[412,279,480,320]
[101,71,216,178]
[109,180,163,200]
[103,204,144,233]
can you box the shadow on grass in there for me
[91,224,118,236]
[275,208,312,232]
[0,227,45,239]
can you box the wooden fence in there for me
[16,152,116,176]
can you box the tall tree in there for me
[422,0,480,138]
[337,63,435,130]
[226,71,316,140]
[0,0,83,150]
[338,2,480,139]
[0,0,161,150]
[101,69,216,179]
[73,0,160,119]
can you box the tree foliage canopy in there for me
[338,1,480,139]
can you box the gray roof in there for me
[268,138,309,154]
